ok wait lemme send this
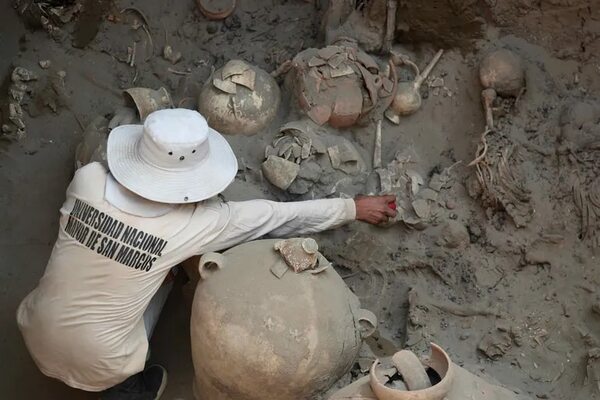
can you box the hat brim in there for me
[107,124,238,204]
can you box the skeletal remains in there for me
[469,49,525,166]
[2,67,38,140]
[466,49,532,227]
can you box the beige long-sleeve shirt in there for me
[16,162,356,391]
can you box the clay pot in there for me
[289,40,395,129]
[370,343,453,400]
[124,87,173,121]
[198,60,280,135]
[191,239,377,400]
[197,0,236,20]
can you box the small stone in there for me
[207,22,219,34]
[287,178,311,195]
[559,101,598,128]
[418,188,438,201]
[592,299,600,315]
[439,221,469,249]
[39,60,51,69]
[445,199,457,209]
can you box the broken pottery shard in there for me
[291,143,302,159]
[406,169,424,195]
[310,264,329,274]
[308,56,326,67]
[330,84,362,128]
[382,76,393,93]
[357,64,379,108]
[125,87,174,121]
[315,253,331,270]
[328,142,365,175]
[301,140,312,159]
[277,141,294,158]
[328,53,347,69]
[356,51,379,72]
[478,329,512,360]
[264,145,277,158]
[391,350,431,390]
[329,64,355,78]
[261,155,300,190]
[213,78,237,94]
[377,169,393,194]
[385,109,400,124]
[230,68,256,91]
[412,199,431,220]
[221,59,250,79]
[317,45,342,60]
[418,188,439,201]
[274,238,319,273]
[270,262,288,279]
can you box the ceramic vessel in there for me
[198,60,280,135]
[191,239,377,400]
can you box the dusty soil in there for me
[1,0,599,399]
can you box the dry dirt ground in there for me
[1,0,599,399]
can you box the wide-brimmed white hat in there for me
[107,108,238,203]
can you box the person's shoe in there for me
[142,364,168,399]
[100,364,168,400]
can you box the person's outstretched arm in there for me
[195,195,396,254]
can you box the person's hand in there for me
[354,195,397,225]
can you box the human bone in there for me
[479,49,525,97]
